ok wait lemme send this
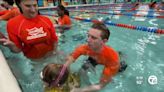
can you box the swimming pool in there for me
[0,3,164,92]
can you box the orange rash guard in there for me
[71,44,120,83]
[0,7,20,20]
[7,14,58,59]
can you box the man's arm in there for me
[65,55,75,67]
[70,75,110,92]
[65,45,85,67]
[53,41,58,53]
[71,82,105,92]
[71,66,115,92]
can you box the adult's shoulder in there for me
[7,14,22,25]
[6,15,23,33]
[74,44,90,51]
[38,15,53,24]
[76,44,88,48]
[39,15,51,21]
[105,45,118,54]
[104,46,119,62]
[63,15,71,20]
[64,15,70,18]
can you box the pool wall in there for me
[0,50,22,92]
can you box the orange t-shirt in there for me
[7,14,58,59]
[58,15,71,26]
[71,44,120,82]
[0,7,20,20]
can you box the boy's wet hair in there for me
[42,63,69,87]
[91,22,110,40]
[149,1,157,8]
[57,5,69,16]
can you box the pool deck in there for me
[0,50,21,92]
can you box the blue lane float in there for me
[71,16,164,34]
[41,13,164,35]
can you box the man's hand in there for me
[71,88,83,92]
[0,38,14,46]
[0,38,21,53]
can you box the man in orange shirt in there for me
[65,23,127,92]
[0,0,20,21]
[0,0,58,60]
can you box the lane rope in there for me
[41,13,164,35]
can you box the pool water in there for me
[0,5,164,92]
